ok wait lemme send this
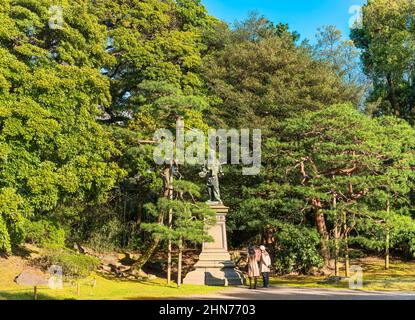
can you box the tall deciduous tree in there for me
[351,0,415,122]
[313,25,369,104]
[202,15,359,248]
[0,0,123,252]
[76,0,219,261]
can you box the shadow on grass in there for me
[97,273,179,289]
[0,289,73,300]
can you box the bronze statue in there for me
[199,156,223,204]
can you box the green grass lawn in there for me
[0,256,226,300]
[269,257,415,292]
[0,272,226,300]
[1,255,414,300]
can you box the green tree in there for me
[0,0,123,252]
[314,25,368,104]
[141,179,215,286]
[351,117,415,267]
[0,188,26,253]
[123,80,212,271]
[271,104,415,269]
[351,0,415,122]
[94,0,218,124]
[79,0,218,260]
[202,15,359,249]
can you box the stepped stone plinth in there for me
[183,204,245,286]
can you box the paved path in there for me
[188,286,415,300]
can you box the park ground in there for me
[1,252,415,300]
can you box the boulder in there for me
[15,270,48,286]
[118,265,131,272]
[100,265,112,272]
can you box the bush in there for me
[84,218,127,253]
[274,223,324,274]
[40,249,100,279]
[24,219,65,249]
[0,188,26,253]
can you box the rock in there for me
[128,268,157,280]
[308,267,320,276]
[101,255,119,266]
[125,252,140,261]
[28,251,42,260]
[23,244,42,259]
[73,243,85,254]
[15,270,48,286]
[100,265,112,272]
[318,267,333,276]
[118,265,131,272]
[130,268,148,278]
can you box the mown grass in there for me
[2,255,414,300]
[0,257,226,300]
[0,273,226,300]
[269,257,415,292]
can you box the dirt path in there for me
[188,286,415,300]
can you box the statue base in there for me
[183,204,245,286]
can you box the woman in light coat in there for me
[259,245,271,288]
[247,245,260,289]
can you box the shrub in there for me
[24,219,65,249]
[274,223,324,274]
[84,218,127,253]
[40,249,100,279]
[0,188,26,253]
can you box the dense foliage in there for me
[0,0,123,253]
[273,222,324,274]
[1,0,415,276]
[24,219,65,249]
[351,0,415,122]
[40,248,100,279]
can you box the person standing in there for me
[247,245,260,289]
[259,245,271,288]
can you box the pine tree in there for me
[140,179,215,286]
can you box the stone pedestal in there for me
[183,204,245,286]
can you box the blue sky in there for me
[202,0,367,42]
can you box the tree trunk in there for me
[345,254,350,277]
[177,238,183,288]
[387,74,399,116]
[334,226,340,276]
[385,199,390,270]
[343,211,350,277]
[261,225,277,258]
[385,230,390,270]
[333,194,340,276]
[133,238,161,271]
[132,165,171,271]
[167,214,172,284]
[167,162,174,284]
[136,202,142,226]
[313,199,330,265]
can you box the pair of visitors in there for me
[247,245,272,289]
